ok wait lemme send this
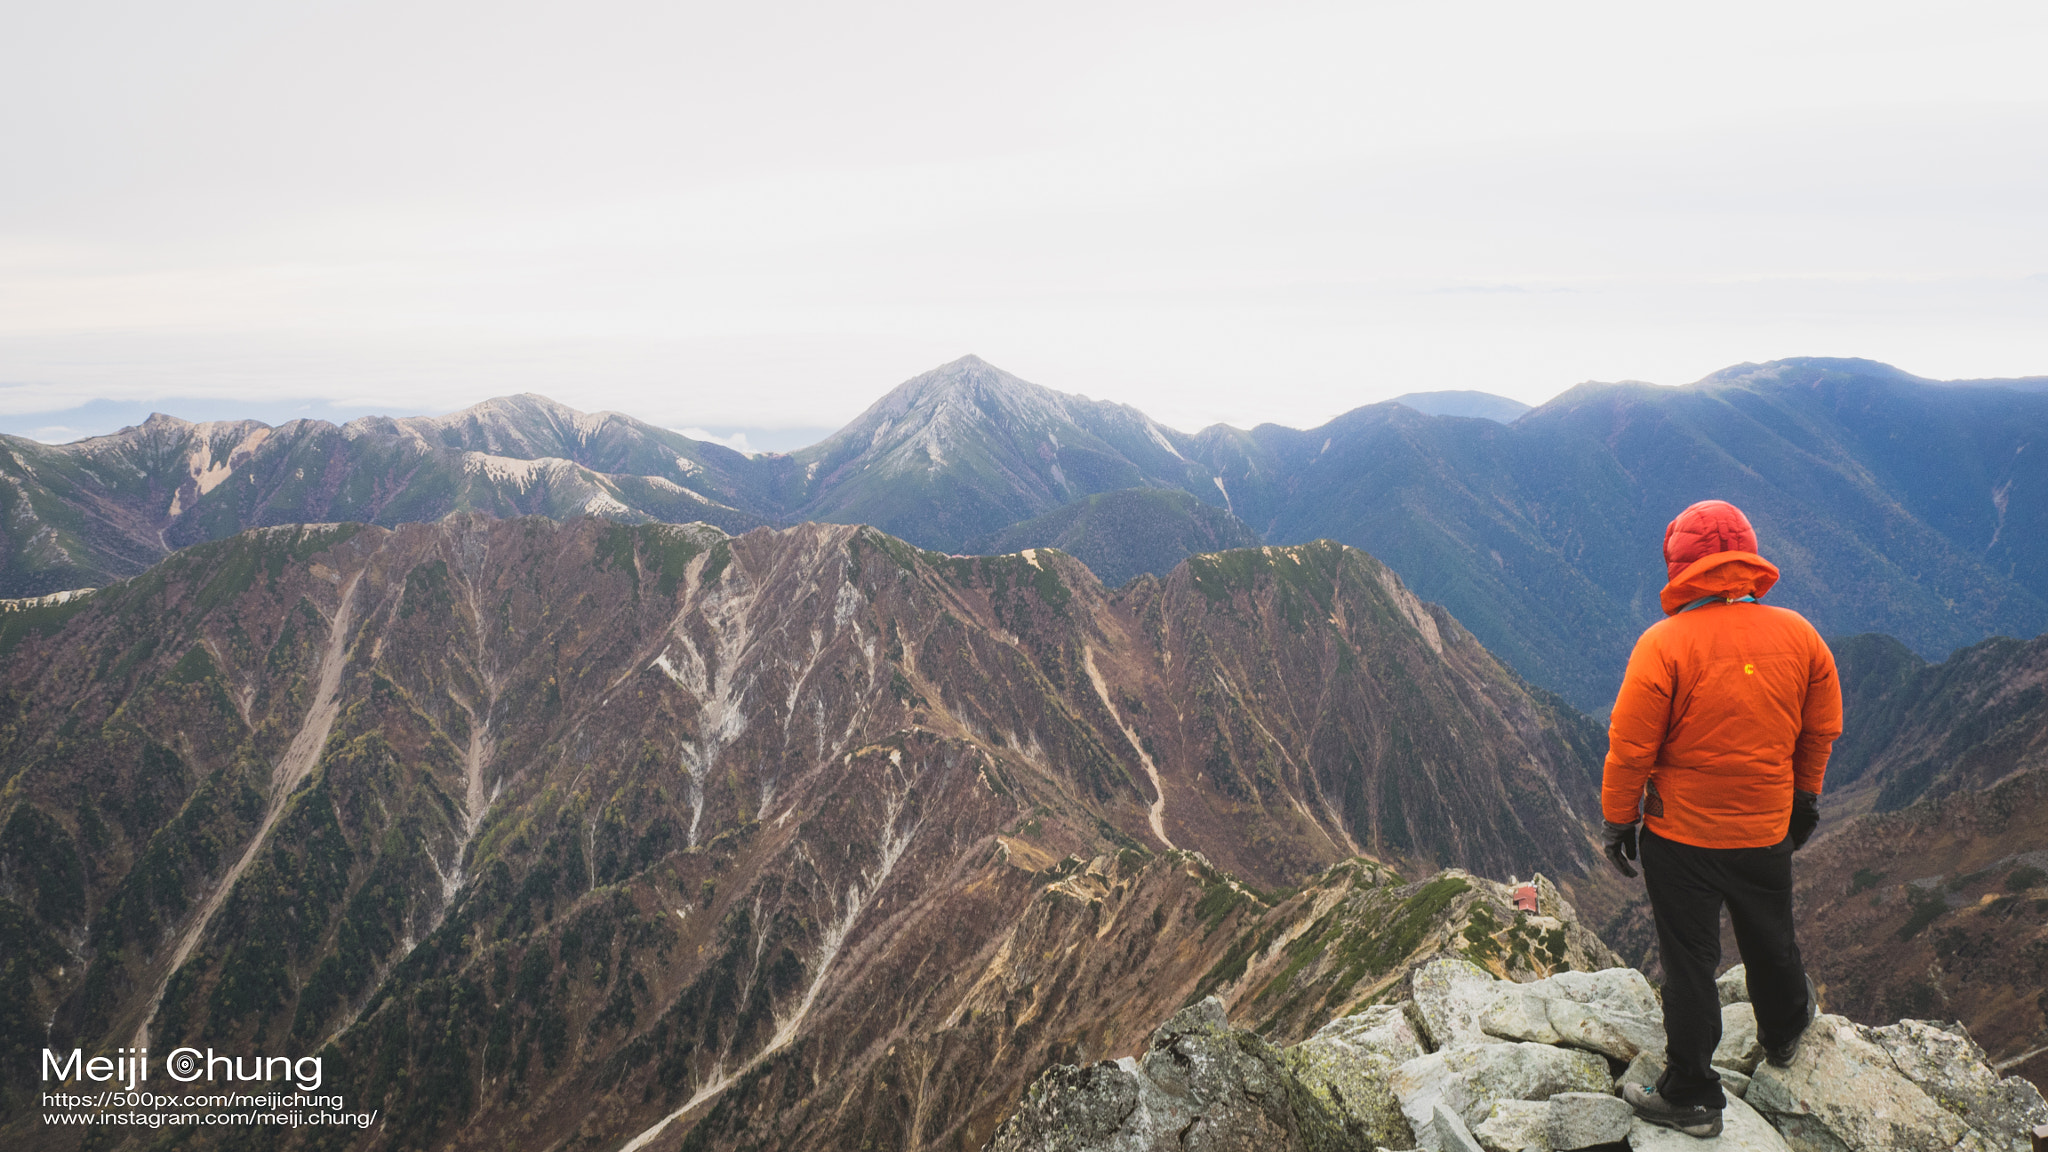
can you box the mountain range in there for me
[0,517,1607,1148]
[6,348,2048,1148]
[3,510,2044,1145]
[8,354,2048,709]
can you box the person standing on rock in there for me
[1600,498,1843,1139]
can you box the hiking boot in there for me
[1766,974,1821,1068]
[1623,1082,1724,1138]
[1765,1026,1807,1068]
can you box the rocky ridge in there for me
[991,932,2048,1152]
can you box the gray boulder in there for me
[1437,1103,1488,1152]
[1542,968,1662,1018]
[1472,1099,1550,1151]
[1547,1092,1633,1150]
[1308,1004,1429,1057]
[1393,1042,1611,1150]
[1287,1005,1426,1150]
[1716,965,1749,1006]
[1625,1093,1790,1151]
[1713,1002,1763,1074]
[985,997,1398,1152]
[985,1061,1150,1152]
[1413,958,1511,1050]
[1866,1019,2048,1152]
[1481,968,1665,1059]
[1747,1013,1997,1151]
[1619,1050,1664,1094]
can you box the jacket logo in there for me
[1743,663,1755,675]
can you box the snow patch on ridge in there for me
[462,452,557,489]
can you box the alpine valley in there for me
[2,355,2047,1151]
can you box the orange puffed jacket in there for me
[1601,551,1843,849]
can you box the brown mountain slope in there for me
[1797,770,2048,1090]
[0,519,1602,1150]
[1792,628,2048,1091]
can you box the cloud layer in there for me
[4,2,2045,432]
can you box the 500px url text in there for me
[43,1091,347,1110]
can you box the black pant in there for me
[1640,827,1812,1110]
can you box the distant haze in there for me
[1387,391,1533,424]
[3,3,2046,434]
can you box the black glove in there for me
[1789,790,1820,850]
[1603,821,1640,878]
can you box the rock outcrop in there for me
[1289,1007,1429,1149]
[989,894,2048,1152]
[1476,967,1664,1060]
[1544,1092,1633,1149]
[1747,1013,2048,1152]
[1391,1039,1610,1147]
[985,998,1368,1152]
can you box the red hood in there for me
[1660,551,1780,616]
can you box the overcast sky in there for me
[4,1,2046,444]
